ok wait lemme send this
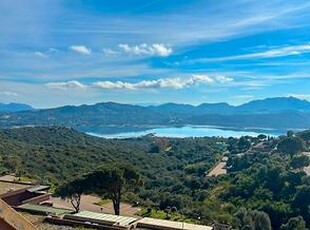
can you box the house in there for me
[0,185,50,207]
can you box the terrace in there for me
[0,179,215,230]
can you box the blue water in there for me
[86,125,284,139]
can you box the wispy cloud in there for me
[34,51,47,58]
[215,76,234,83]
[234,94,254,100]
[2,1,310,107]
[102,48,120,57]
[45,74,233,91]
[46,80,87,90]
[194,44,310,62]
[0,91,19,97]
[48,48,60,53]
[258,73,310,80]
[70,45,91,56]
[118,43,173,57]
[32,48,59,58]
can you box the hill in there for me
[1,126,310,228]
[237,97,310,113]
[0,126,224,224]
[0,103,33,112]
[0,126,222,186]
[0,97,310,130]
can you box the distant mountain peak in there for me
[0,103,34,112]
[237,96,310,112]
[1,97,310,130]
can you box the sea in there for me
[80,125,286,139]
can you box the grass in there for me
[137,208,194,223]
[93,199,111,206]
[15,176,35,184]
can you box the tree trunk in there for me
[112,191,121,215]
[71,193,81,213]
[113,200,120,215]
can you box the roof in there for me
[27,185,50,193]
[137,217,213,230]
[0,181,30,195]
[18,203,72,216]
[0,198,37,230]
[65,211,138,227]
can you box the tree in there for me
[290,155,310,170]
[238,137,251,152]
[277,137,305,156]
[280,216,307,230]
[3,154,22,176]
[293,185,310,222]
[233,207,272,230]
[56,177,87,213]
[184,177,202,196]
[287,130,295,137]
[257,134,267,140]
[299,130,310,142]
[86,164,142,215]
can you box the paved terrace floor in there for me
[0,181,31,195]
[50,195,140,216]
[207,162,227,177]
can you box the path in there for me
[207,156,228,177]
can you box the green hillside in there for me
[1,127,310,229]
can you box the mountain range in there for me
[153,97,310,114]
[0,103,34,112]
[0,97,310,130]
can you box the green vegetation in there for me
[277,136,306,156]
[0,126,223,219]
[57,164,142,215]
[1,126,310,229]
[233,207,272,230]
[138,208,192,223]
[290,155,310,170]
[56,176,86,213]
[280,216,307,230]
[94,199,111,206]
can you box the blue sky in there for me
[1,0,310,108]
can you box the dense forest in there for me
[0,126,310,229]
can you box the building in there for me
[0,178,218,230]
[0,198,37,230]
[0,185,50,207]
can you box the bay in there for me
[83,125,285,139]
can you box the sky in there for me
[1,0,310,108]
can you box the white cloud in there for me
[44,74,229,91]
[45,80,87,90]
[151,44,173,57]
[234,95,254,100]
[93,74,229,90]
[118,43,173,57]
[288,94,310,101]
[34,51,47,58]
[0,91,19,97]
[102,48,120,57]
[70,45,91,56]
[33,48,59,58]
[197,44,310,62]
[215,76,234,83]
